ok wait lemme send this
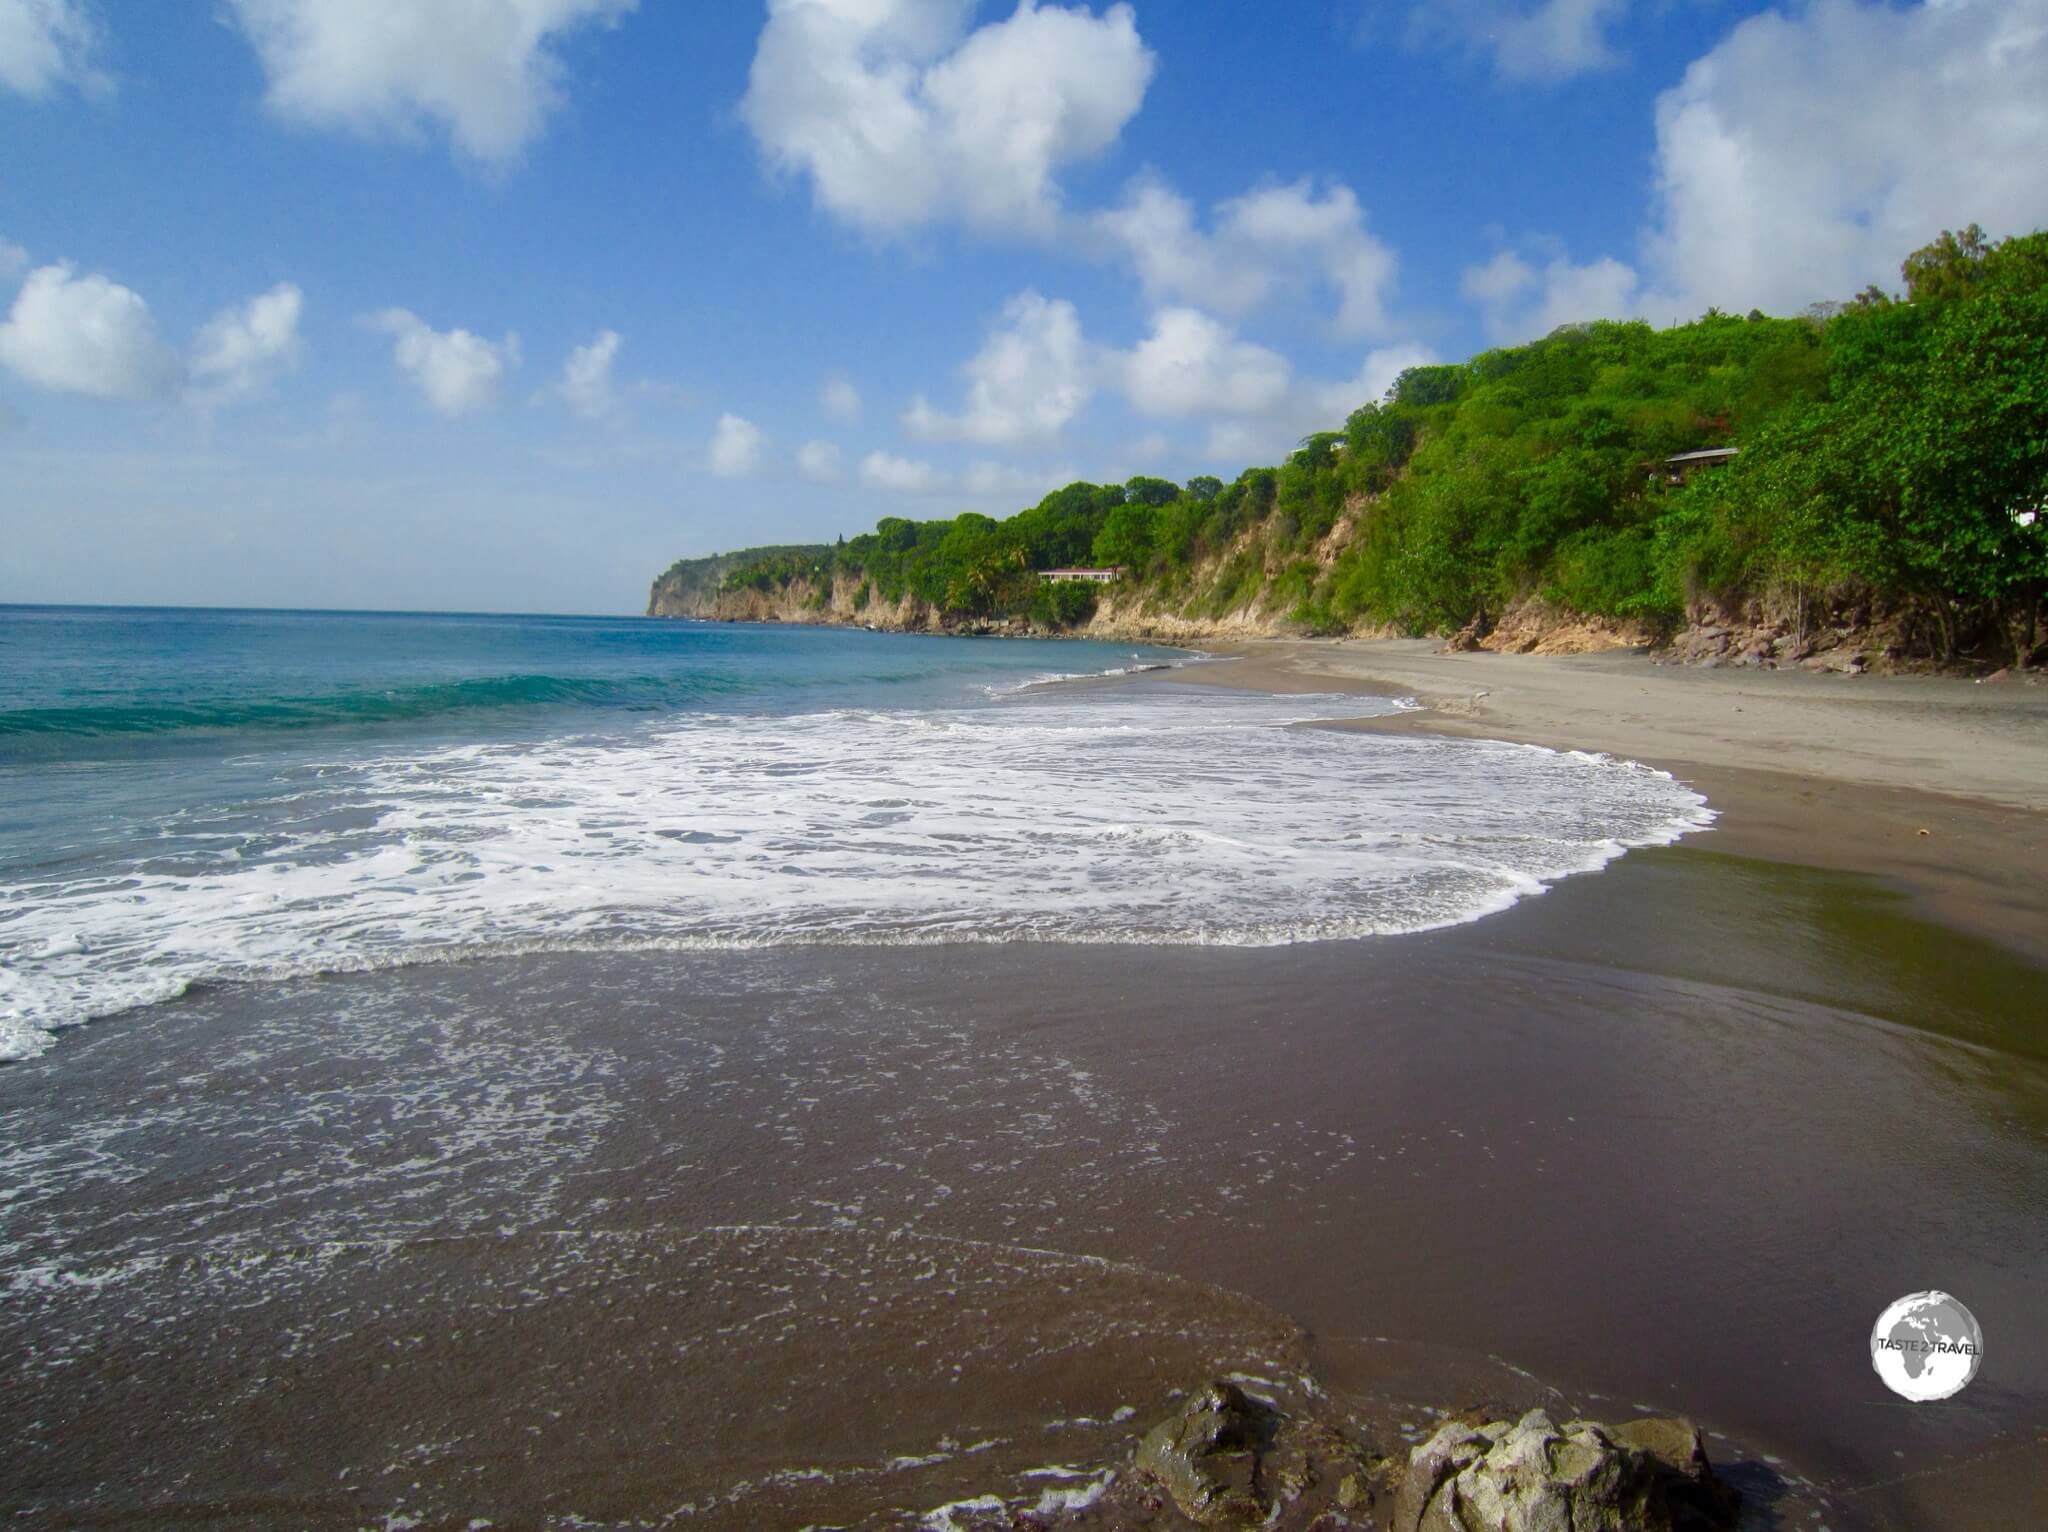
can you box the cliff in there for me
[647,545,830,620]
[645,526,1645,652]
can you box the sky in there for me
[2,0,2045,615]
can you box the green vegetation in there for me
[648,544,830,612]
[665,227,2047,662]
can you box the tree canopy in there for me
[696,226,2047,660]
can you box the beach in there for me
[1186,638,2048,963]
[4,621,2045,1529]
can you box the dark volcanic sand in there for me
[5,841,2045,1528]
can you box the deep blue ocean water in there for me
[0,605,1710,1062]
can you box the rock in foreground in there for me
[1132,1380,1379,1527]
[1392,1408,1740,1532]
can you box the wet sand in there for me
[4,652,2046,1529]
[1186,639,2048,962]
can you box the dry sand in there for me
[1185,638,2048,962]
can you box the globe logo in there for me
[1871,1291,1984,1402]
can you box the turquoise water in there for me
[0,605,1712,1063]
[0,605,1167,757]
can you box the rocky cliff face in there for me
[649,569,953,632]
[645,546,830,620]
[647,539,1352,642]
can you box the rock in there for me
[1132,1381,1380,1528]
[1390,1409,1739,1532]
[1800,649,1865,674]
[1611,1417,1744,1529]
[1446,621,1485,653]
[1982,667,2011,685]
[1134,1382,1279,1525]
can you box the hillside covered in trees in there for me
[650,228,2048,667]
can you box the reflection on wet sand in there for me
[3,851,2043,1527]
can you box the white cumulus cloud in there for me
[1315,343,1440,418]
[555,329,622,420]
[859,449,943,494]
[370,307,519,416]
[1460,247,1642,342]
[796,438,843,482]
[1460,249,1536,309]
[0,263,182,399]
[224,0,638,167]
[1186,342,1443,467]
[1641,0,2048,317]
[0,237,28,278]
[189,282,306,409]
[1112,308,1293,421]
[742,0,1155,237]
[0,0,107,98]
[1095,174,1398,336]
[1468,0,2048,336]
[903,290,1090,446]
[709,412,770,477]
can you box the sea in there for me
[7,606,2044,1529]
[0,604,1711,1063]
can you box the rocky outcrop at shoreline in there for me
[1010,1377,1750,1531]
[1392,1409,1741,1532]
[649,556,2034,677]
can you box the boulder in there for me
[1611,1417,1743,1529]
[1800,649,1866,674]
[1132,1381,1378,1528]
[1446,621,1485,653]
[1135,1381,1278,1525]
[1390,1409,1739,1532]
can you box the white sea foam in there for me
[0,686,1712,1060]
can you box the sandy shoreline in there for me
[7,639,2046,1529]
[1173,638,2048,964]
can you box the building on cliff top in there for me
[1041,567,1128,584]
[1665,447,1739,484]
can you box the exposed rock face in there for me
[1135,1381,1276,1524]
[1470,596,1648,657]
[1391,1409,1739,1532]
[1651,595,1918,673]
[1131,1380,1379,1528]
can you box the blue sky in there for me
[3,0,2045,614]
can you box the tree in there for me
[1393,363,1465,407]
[1185,475,1223,502]
[1123,475,1180,506]
[1092,502,1157,569]
[1902,224,1992,304]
